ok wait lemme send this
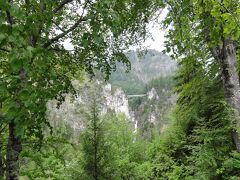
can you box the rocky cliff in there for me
[109,49,177,138]
[47,49,177,138]
[47,79,136,136]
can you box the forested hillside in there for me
[46,50,176,141]
[109,49,176,94]
[1,0,240,180]
[110,50,177,138]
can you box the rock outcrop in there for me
[47,80,135,136]
[47,49,177,139]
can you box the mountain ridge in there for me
[110,49,177,95]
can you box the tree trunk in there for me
[6,122,22,180]
[216,40,240,151]
[0,134,4,178]
[93,105,98,180]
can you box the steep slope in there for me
[47,49,177,139]
[47,79,134,139]
[109,49,177,138]
[109,49,177,94]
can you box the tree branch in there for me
[6,0,14,25]
[53,0,74,13]
[0,48,10,52]
[43,17,87,48]
[52,21,67,33]
[0,124,7,134]
[44,0,91,48]
[6,12,13,24]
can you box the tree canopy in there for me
[0,0,161,179]
[1,0,240,179]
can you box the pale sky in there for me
[133,8,168,52]
[63,8,168,52]
[137,23,166,51]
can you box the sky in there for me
[135,22,166,52]
[63,8,168,52]
[136,8,168,52]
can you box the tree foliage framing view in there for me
[0,0,160,179]
[1,0,240,179]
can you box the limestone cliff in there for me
[47,49,177,138]
[47,79,135,136]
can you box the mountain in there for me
[47,49,177,139]
[47,79,135,140]
[109,49,177,95]
[109,49,177,138]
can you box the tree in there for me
[80,97,107,179]
[147,0,240,177]
[144,53,236,178]
[0,127,5,178]
[0,0,160,179]
[74,80,113,179]
[20,125,77,179]
[163,0,240,151]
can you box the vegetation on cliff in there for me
[1,0,240,179]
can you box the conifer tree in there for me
[163,0,240,151]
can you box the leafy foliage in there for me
[0,1,161,178]
[2,0,240,179]
[145,38,240,179]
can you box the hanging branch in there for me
[53,0,74,13]
[44,0,91,48]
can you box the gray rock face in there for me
[147,88,159,100]
[47,94,85,134]
[102,83,132,120]
[132,85,177,139]
[47,49,177,138]
[47,79,176,139]
[47,80,135,135]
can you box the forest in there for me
[1,0,240,179]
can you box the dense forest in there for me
[1,0,240,179]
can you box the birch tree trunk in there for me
[215,39,240,151]
[0,135,4,178]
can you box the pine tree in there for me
[80,87,113,180]
[163,0,240,152]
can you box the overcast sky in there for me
[63,8,168,52]
[135,8,168,52]
[136,23,166,51]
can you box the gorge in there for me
[47,49,177,138]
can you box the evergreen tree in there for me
[147,46,238,179]
[163,0,240,151]
[81,98,108,179]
